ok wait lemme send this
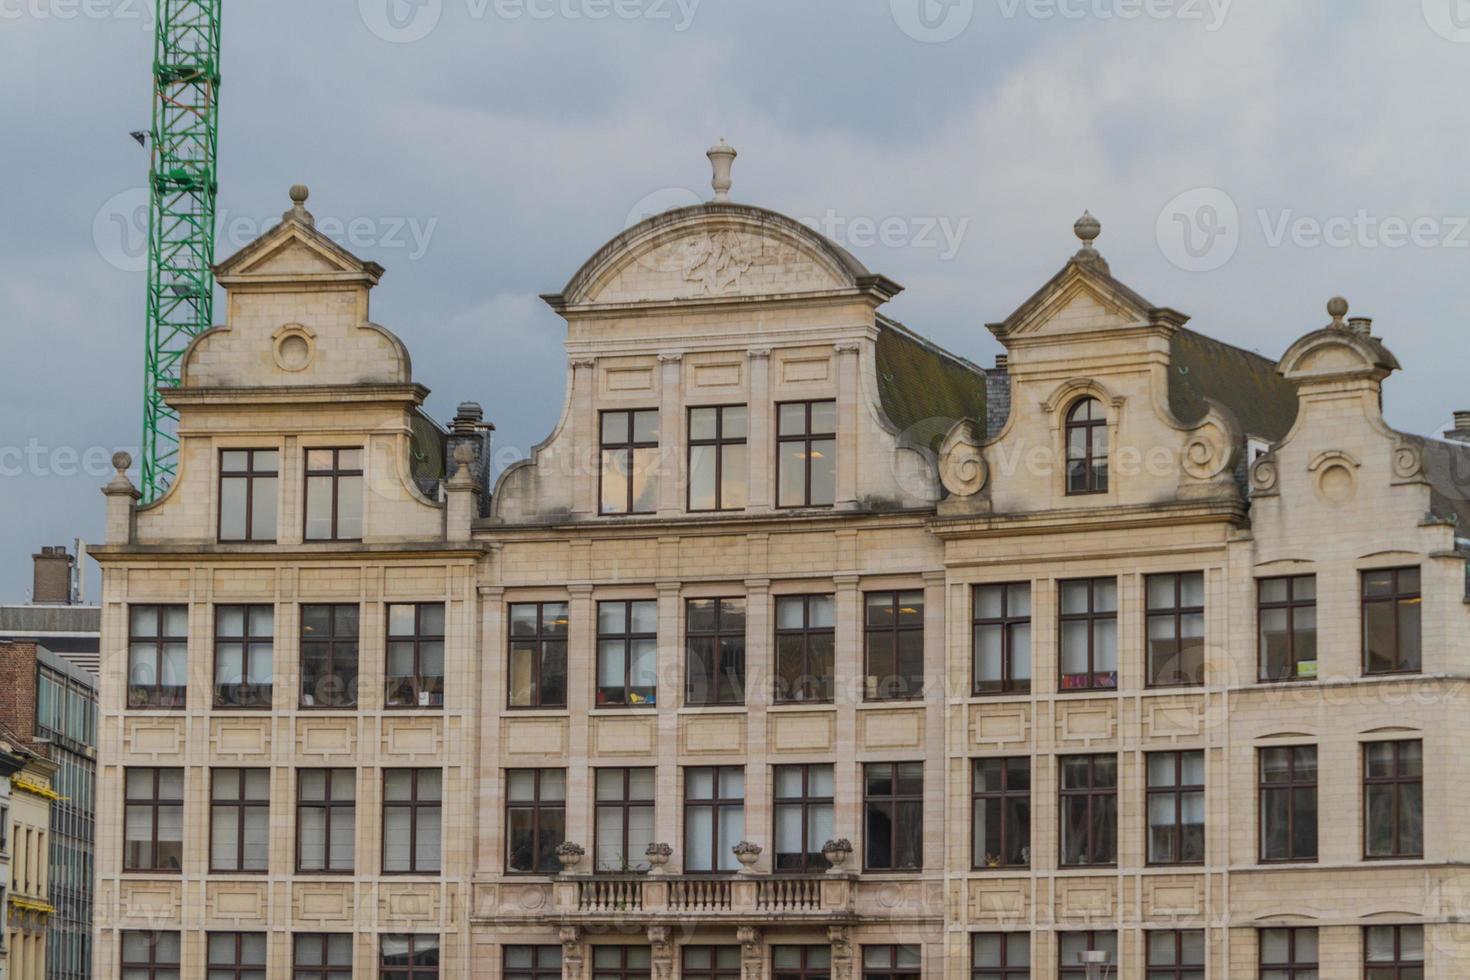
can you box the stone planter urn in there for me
[645,842,673,873]
[555,842,585,873]
[821,838,853,872]
[731,841,762,873]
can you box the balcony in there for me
[556,871,855,923]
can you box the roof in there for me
[874,316,989,452]
[0,604,100,634]
[1168,327,1299,442]
[1398,434,1470,532]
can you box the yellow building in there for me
[5,752,56,980]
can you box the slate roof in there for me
[874,316,990,452]
[1168,328,1299,442]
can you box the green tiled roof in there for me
[874,317,989,452]
[1168,327,1298,442]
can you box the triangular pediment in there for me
[990,258,1162,340]
[215,213,384,287]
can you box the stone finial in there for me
[1071,211,1109,272]
[707,139,737,203]
[105,452,137,495]
[1327,296,1349,328]
[283,184,316,228]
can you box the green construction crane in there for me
[140,0,222,501]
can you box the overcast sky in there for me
[2,0,1468,599]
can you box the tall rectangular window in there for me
[128,604,188,708]
[600,409,659,515]
[595,767,655,872]
[121,931,180,979]
[1147,751,1205,865]
[1059,932,1117,979]
[124,767,183,872]
[775,595,835,703]
[1147,930,1205,980]
[1364,925,1424,977]
[505,769,565,874]
[973,583,1031,695]
[864,761,923,871]
[219,448,278,542]
[505,946,563,980]
[294,934,353,979]
[777,400,836,508]
[973,758,1030,869]
[304,448,364,541]
[1258,575,1317,682]
[298,769,355,874]
[1258,928,1316,978]
[386,603,446,709]
[301,604,359,708]
[1059,577,1118,691]
[1365,740,1423,859]
[1363,567,1422,674]
[383,769,441,874]
[592,947,652,980]
[689,405,748,511]
[682,947,741,980]
[861,945,920,980]
[686,598,746,706]
[684,766,744,873]
[864,590,924,701]
[210,768,270,872]
[1259,746,1317,862]
[508,602,569,708]
[207,933,267,979]
[380,936,439,979]
[597,600,657,707]
[1064,397,1108,495]
[1060,754,1117,867]
[773,946,830,980]
[214,604,274,709]
[971,933,1028,979]
[773,764,834,872]
[1146,572,1205,687]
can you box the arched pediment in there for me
[1277,328,1399,383]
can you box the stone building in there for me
[89,148,1470,978]
[4,742,57,980]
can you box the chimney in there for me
[447,402,494,518]
[1348,316,1373,336]
[994,354,1009,371]
[31,546,73,605]
[1444,411,1470,444]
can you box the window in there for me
[383,769,441,874]
[380,936,438,979]
[303,448,364,541]
[128,604,188,708]
[506,769,566,874]
[864,761,923,871]
[208,933,267,979]
[1059,577,1117,691]
[689,405,748,511]
[1365,740,1423,859]
[1258,928,1316,978]
[1259,746,1317,862]
[684,766,744,873]
[777,400,836,507]
[774,763,834,871]
[973,584,1031,695]
[210,768,269,873]
[214,604,274,708]
[505,946,563,980]
[1148,751,1205,865]
[1364,924,1424,978]
[124,768,183,872]
[775,595,835,703]
[862,945,920,980]
[971,933,1028,979]
[1059,932,1117,978]
[294,934,353,980]
[301,604,359,708]
[592,946,652,980]
[686,598,746,706]
[121,931,181,980]
[682,947,741,980]
[597,600,657,707]
[219,449,278,541]
[864,590,925,700]
[1147,572,1205,687]
[1363,567,1422,674]
[600,409,659,515]
[773,946,830,980]
[1258,575,1317,681]
[298,769,355,873]
[595,767,655,872]
[386,603,446,709]
[973,758,1030,869]
[1147,930,1204,980]
[508,602,568,708]
[1065,397,1108,494]
[1060,754,1117,866]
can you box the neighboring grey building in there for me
[0,548,100,676]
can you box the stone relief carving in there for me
[1180,423,1235,482]
[938,419,988,497]
[680,230,755,294]
[1250,453,1279,495]
[1392,442,1426,481]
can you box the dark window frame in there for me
[1364,739,1424,860]
[972,583,1032,696]
[300,603,359,709]
[379,934,440,979]
[1362,566,1422,675]
[1257,927,1317,979]
[863,761,924,872]
[213,603,274,710]
[297,769,356,874]
[210,768,270,874]
[594,766,656,874]
[385,602,446,710]
[773,763,834,872]
[207,931,267,979]
[596,599,657,708]
[123,767,183,873]
[382,769,442,875]
[683,765,745,874]
[303,447,364,542]
[1146,750,1205,866]
[507,601,569,710]
[504,945,563,980]
[1145,930,1205,979]
[972,757,1030,870]
[861,944,920,980]
[1064,397,1108,495]
[1145,571,1206,688]
[505,768,566,875]
[1257,575,1318,682]
[774,594,836,704]
[681,946,742,980]
[1258,745,1317,864]
[599,408,659,516]
[1058,577,1118,692]
[864,590,926,702]
[591,946,653,980]
[1362,924,1424,977]
[776,399,837,509]
[970,932,1029,980]
[294,933,353,979]
[218,448,279,542]
[127,603,188,709]
[772,945,831,980]
[688,404,748,512]
[120,930,181,979]
[1059,754,1117,868]
[685,597,746,706]
[1058,931,1117,979]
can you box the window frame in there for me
[1144,930,1205,980]
[504,945,564,980]
[970,932,1029,980]
[213,603,274,710]
[683,765,745,874]
[123,767,183,873]
[861,944,920,980]
[596,599,657,708]
[687,404,748,512]
[594,766,656,874]
[685,597,746,707]
[120,930,181,980]
[1362,566,1422,675]
[127,603,188,709]
[1257,927,1317,979]
[775,399,837,509]
[972,757,1030,870]
[1145,572,1206,688]
[1059,754,1117,868]
[294,933,353,980]
[1057,577,1118,692]
[1258,745,1318,864]
[681,946,742,980]
[507,601,569,710]
[210,768,270,874]
[599,408,659,516]
[296,769,356,875]
[1058,931,1118,979]
[505,768,566,875]
[1363,739,1424,860]
[772,945,831,980]
[300,603,359,709]
[1362,924,1424,977]
[303,447,364,542]
[1064,397,1109,495]
[863,760,924,872]
[382,769,442,875]
[774,594,836,704]
[385,602,447,710]
[863,590,926,702]
[972,583,1032,696]
[1257,574,1318,682]
[1146,750,1205,867]
[591,946,653,980]
[207,932,267,980]
[773,763,834,872]
[218,448,279,542]
[379,934,440,979]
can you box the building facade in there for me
[5,749,57,980]
[90,153,1470,978]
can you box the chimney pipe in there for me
[1444,411,1470,444]
[994,354,1009,371]
[31,545,74,605]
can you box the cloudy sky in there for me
[2,0,1468,598]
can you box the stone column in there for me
[738,926,764,980]
[566,583,595,850]
[829,925,854,980]
[570,358,598,516]
[655,580,684,870]
[833,342,861,508]
[833,574,862,851]
[560,926,585,980]
[648,926,675,980]
[746,348,773,512]
[744,574,772,870]
[657,352,685,516]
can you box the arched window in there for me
[1065,397,1108,494]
